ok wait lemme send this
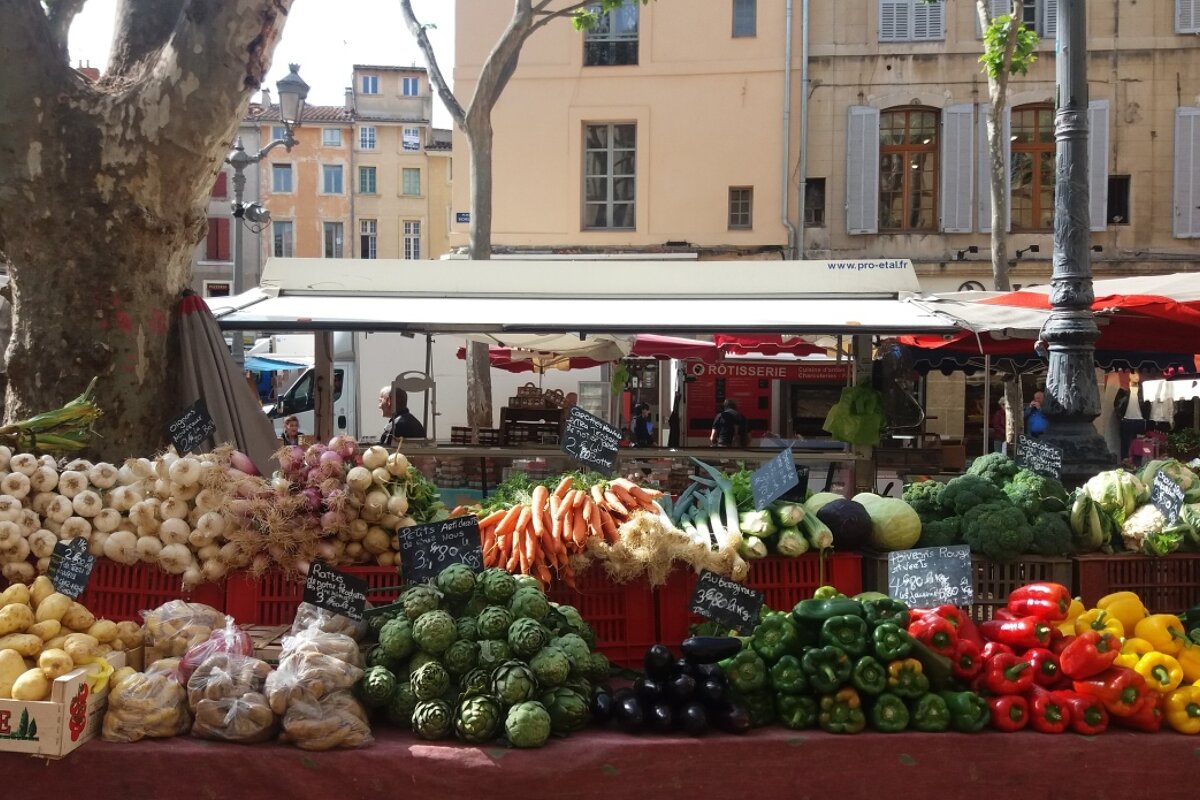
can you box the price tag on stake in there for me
[48,538,95,600]
[887,545,973,609]
[751,447,800,510]
[1151,472,1186,526]
[304,562,368,621]
[561,405,621,476]
[398,516,484,584]
[689,570,764,634]
[166,399,217,455]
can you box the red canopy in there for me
[455,333,719,373]
[713,334,824,356]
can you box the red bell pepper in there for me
[987,695,1028,732]
[1073,667,1148,718]
[1052,690,1109,735]
[1059,630,1120,680]
[1025,647,1061,688]
[1007,582,1072,621]
[1115,691,1162,733]
[980,616,1053,650]
[908,614,957,657]
[1050,634,1075,656]
[981,641,1014,661]
[991,608,1021,621]
[980,653,1035,695]
[917,605,983,646]
[1028,685,1071,734]
[952,638,984,682]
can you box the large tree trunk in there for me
[0,0,292,460]
[464,119,496,430]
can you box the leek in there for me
[691,458,742,542]
[777,527,810,557]
[738,509,777,538]
[739,535,768,560]
[771,501,805,527]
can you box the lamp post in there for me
[226,63,309,369]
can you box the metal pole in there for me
[229,137,248,371]
[1041,0,1114,483]
[982,355,991,454]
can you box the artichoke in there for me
[561,676,593,699]
[551,633,592,675]
[491,660,539,708]
[477,605,515,641]
[454,694,503,743]
[509,586,550,622]
[455,616,479,642]
[513,575,542,592]
[368,610,398,639]
[462,592,490,618]
[478,567,518,604]
[412,699,453,740]
[528,646,571,688]
[442,639,481,677]
[436,563,477,598]
[413,610,458,655]
[407,650,441,676]
[365,644,403,674]
[379,617,416,661]
[357,665,398,709]
[385,681,418,728]
[412,661,452,701]
[402,585,443,621]
[477,639,513,672]
[507,617,550,660]
[539,687,591,735]
[551,604,596,648]
[459,667,492,698]
[585,652,611,683]
[505,701,552,748]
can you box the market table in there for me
[7,727,1200,800]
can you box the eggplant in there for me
[672,657,697,678]
[693,662,726,683]
[646,701,674,733]
[697,678,727,710]
[634,677,663,705]
[614,695,645,733]
[681,636,742,664]
[717,701,753,735]
[612,687,635,706]
[667,674,697,706]
[643,644,675,681]
[677,701,710,736]
[591,690,614,724]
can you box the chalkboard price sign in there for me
[1016,435,1063,480]
[1151,472,1186,526]
[562,405,621,475]
[689,570,765,634]
[304,562,369,621]
[399,516,485,584]
[887,545,973,609]
[49,538,96,600]
[751,447,801,510]
[167,399,217,455]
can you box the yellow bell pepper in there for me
[1115,637,1156,669]
[1135,614,1188,656]
[1096,592,1148,635]
[1164,686,1200,734]
[1177,642,1200,683]
[1134,652,1184,692]
[1057,598,1085,635]
[1074,608,1125,638]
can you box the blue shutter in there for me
[913,0,944,40]
[1041,0,1058,38]
[1175,107,1200,238]
[1088,100,1109,232]
[1177,0,1199,33]
[846,106,881,235]
[940,105,975,233]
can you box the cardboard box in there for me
[941,442,967,472]
[0,650,124,759]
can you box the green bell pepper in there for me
[886,658,930,699]
[871,622,913,661]
[850,655,888,696]
[812,585,846,600]
[819,687,866,734]
[938,690,990,733]
[720,649,768,693]
[801,645,853,694]
[868,692,910,733]
[737,689,777,728]
[768,654,809,695]
[776,693,818,730]
[820,614,869,658]
[751,612,802,663]
[793,598,864,643]
[908,693,951,732]
[863,598,911,629]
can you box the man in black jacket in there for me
[710,398,747,448]
[379,385,426,445]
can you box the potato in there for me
[37,648,74,680]
[86,619,118,644]
[96,643,112,656]
[111,666,136,688]
[109,638,127,652]
[34,592,72,624]
[61,602,96,632]
[27,619,61,641]
[12,667,50,701]
[0,603,34,637]
[63,632,101,665]
[44,634,68,651]
[0,633,43,657]
[0,583,31,607]
[29,575,54,607]
[0,649,24,698]
[115,620,143,649]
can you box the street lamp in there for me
[226,63,310,368]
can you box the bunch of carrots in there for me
[476,476,664,587]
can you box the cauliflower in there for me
[940,474,1006,516]
[1120,504,1186,557]
[966,452,1021,489]
[960,501,1034,562]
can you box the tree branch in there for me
[399,0,466,128]
[108,0,186,78]
[0,0,67,130]
[529,1,596,35]
[45,0,87,53]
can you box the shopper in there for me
[710,398,748,448]
[631,403,654,447]
[280,415,303,446]
[379,385,426,445]
[1024,390,1048,438]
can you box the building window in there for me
[402,168,421,196]
[403,221,421,260]
[360,219,378,259]
[1011,104,1055,231]
[1179,0,1200,32]
[270,125,286,142]
[323,222,344,258]
[805,178,826,226]
[402,77,419,96]
[204,217,230,261]
[322,164,344,194]
[583,3,639,66]
[1107,175,1131,225]
[210,172,228,199]
[732,0,756,36]
[879,0,945,42]
[583,122,636,230]
[981,0,1056,37]
[361,75,379,95]
[878,107,938,231]
[359,127,377,150]
[728,187,753,229]
[402,127,421,152]
[202,281,231,298]
[322,128,342,147]
[358,166,377,194]
[273,221,294,257]
[271,163,293,193]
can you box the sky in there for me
[67,0,457,128]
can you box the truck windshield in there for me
[283,369,344,413]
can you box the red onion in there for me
[328,436,359,460]
[301,487,323,512]
[319,449,344,468]
[229,450,260,476]
[321,510,345,531]
[304,444,327,468]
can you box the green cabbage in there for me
[852,493,921,551]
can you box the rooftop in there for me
[245,103,353,124]
[353,64,426,73]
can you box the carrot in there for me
[532,484,550,513]
[562,506,575,550]
[575,503,591,548]
[571,488,587,510]
[535,557,553,585]
[603,489,629,516]
[599,507,619,543]
[506,532,522,572]
[608,482,638,511]
[614,478,663,501]
[590,484,606,508]
[552,475,574,499]
[478,508,507,528]
[495,505,523,537]
[587,497,604,541]
[561,562,577,592]
[531,493,548,540]
[515,504,532,536]
[524,520,538,562]
[554,490,576,522]
[481,525,497,556]
[518,547,530,576]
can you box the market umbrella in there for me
[455,333,719,373]
[713,333,825,356]
[176,292,280,474]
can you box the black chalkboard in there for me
[562,405,620,475]
[49,538,95,600]
[1016,435,1063,480]
[887,545,973,609]
[304,561,369,621]
[1151,472,1186,526]
[167,399,217,455]
[399,516,485,584]
[751,447,801,510]
[689,570,764,634]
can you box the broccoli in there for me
[960,501,1034,561]
[939,474,1006,516]
[902,480,946,523]
[1003,469,1070,521]
[1027,511,1074,557]
[966,452,1021,489]
[916,516,961,549]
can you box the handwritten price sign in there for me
[399,516,484,583]
[887,545,973,609]
[562,405,620,475]
[303,562,369,620]
[49,538,96,599]
[689,570,764,634]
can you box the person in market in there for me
[280,414,303,446]
[1023,389,1047,438]
[631,402,654,447]
[989,401,1007,453]
[710,398,748,448]
[379,385,426,445]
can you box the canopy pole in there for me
[423,335,433,433]
[982,355,992,454]
[314,331,333,442]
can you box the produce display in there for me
[1072,460,1200,556]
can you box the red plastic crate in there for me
[224,566,403,625]
[656,553,863,651]
[74,560,225,622]
[546,568,658,669]
[1074,553,1200,614]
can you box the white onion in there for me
[9,453,37,476]
[0,495,22,523]
[45,495,74,524]
[29,465,58,493]
[194,489,220,513]
[60,516,92,541]
[104,530,139,565]
[72,490,102,517]
[346,466,373,492]
[158,543,192,574]
[58,470,88,498]
[92,508,121,533]
[170,481,200,502]
[0,472,30,499]
[88,462,118,489]
[197,544,221,562]
[135,535,163,563]
[362,445,388,470]
[158,518,190,545]
[168,457,201,487]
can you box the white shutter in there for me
[880,0,909,41]
[1178,0,1200,34]
[1041,0,1058,38]
[1175,107,1200,238]
[977,0,1011,37]
[978,104,1012,233]
[913,0,944,40]
[1088,99,1110,232]
[847,106,881,235]
[940,104,975,233]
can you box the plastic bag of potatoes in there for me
[102,658,192,743]
[186,652,277,744]
[141,600,225,662]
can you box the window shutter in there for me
[1041,0,1057,38]
[940,104,974,233]
[1088,99,1109,232]
[1178,0,1199,33]
[977,0,1010,37]
[912,0,944,40]
[205,218,229,261]
[846,106,880,235]
[879,0,909,41]
[1175,107,1200,238]
[977,104,1012,233]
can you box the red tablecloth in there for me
[4,727,1200,799]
